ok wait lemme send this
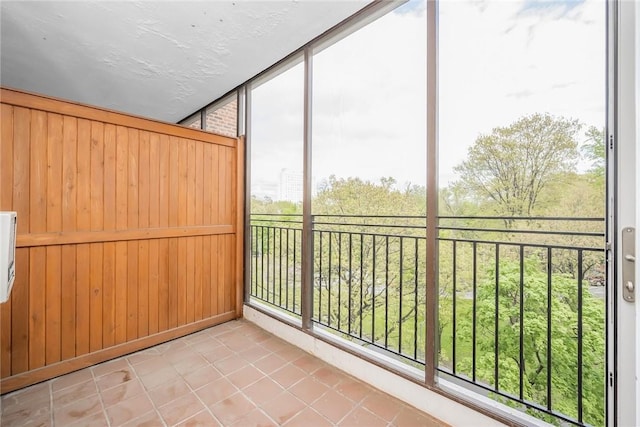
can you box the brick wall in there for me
[205,98,237,137]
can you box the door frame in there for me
[607,0,638,425]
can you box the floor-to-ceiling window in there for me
[437,1,606,425]
[310,0,427,368]
[248,57,305,317]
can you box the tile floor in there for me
[1,319,447,427]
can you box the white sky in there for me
[250,0,605,199]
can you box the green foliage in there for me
[314,175,426,217]
[454,113,581,217]
[442,259,605,426]
[582,126,606,179]
[251,197,301,215]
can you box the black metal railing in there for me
[312,215,428,367]
[248,213,605,427]
[250,214,303,316]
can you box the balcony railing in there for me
[248,213,605,427]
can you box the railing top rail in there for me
[438,226,604,238]
[438,215,605,221]
[250,213,303,217]
[250,219,303,224]
[438,236,604,252]
[314,221,425,229]
[313,214,426,219]
[250,213,605,222]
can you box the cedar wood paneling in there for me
[0,88,244,393]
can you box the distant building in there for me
[278,169,303,202]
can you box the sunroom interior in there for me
[1,1,639,426]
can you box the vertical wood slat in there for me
[11,107,30,375]
[1,88,241,393]
[202,144,212,319]
[127,129,139,341]
[138,131,150,338]
[90,121,104,352]
[45,113,63,365]
[76,119,91,357]
[168,137,179,329]
[195,141,204,321]
[186,139,196,324]
[0,105,14,377]
[29,110,47,370]
[115,126,128,345]
[158,134,170,332]
[102,124,117,348]
[148,133,160,334]
[60,116,77,360]
[177,139,187,326]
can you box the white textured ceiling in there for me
[0,1,369,123]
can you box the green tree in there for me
[312,176,426,358]
[453,259,605,426]
[454,113,581,217]
[582,126,606,179]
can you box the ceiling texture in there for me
[0,1,370,123]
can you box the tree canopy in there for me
[454,114,581,216]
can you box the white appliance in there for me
[0,212,17,303]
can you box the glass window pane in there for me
[437,2,606,425]
[311,0,427,366]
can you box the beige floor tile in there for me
[209,392,257,425]
[176,409,222,427]
[158,392,205,426]
[53,394,102,426]
[288,376,329,405]
[182,364,223,390]
[105,393,154,426]
[312,389,357,423]
[100,378,146,408]
[148,377,191,408]
[261,391,306,425]
[284,407,332,427]
[195,377,238,407]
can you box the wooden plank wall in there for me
[0,88,244,393]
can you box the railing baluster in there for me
[547,246,552,410]
[494,243,499,391]
[577,249,583,424]
[266,226,270,302]
[385,235,389,349]
[519,245,525,401]
[286,228,290,311]
[279,227,283,307]
[414,238,418,361]
[293,229,297,313]
[318,231,323,323]
[328,231,332,328]
[472,241,477,382]
[261,226,265,300]
[273,227,277,303]
[453,240,457,374]
[372,235,376,343]
[338,232,342,331]
[399,237,403,355]
[360,233,364,339]
[251,226,256,296]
